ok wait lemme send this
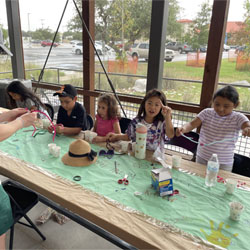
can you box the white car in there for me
[72,42,83,55]
[72,42,107,55]
[224,44,230,51]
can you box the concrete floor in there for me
[1,175,120,250]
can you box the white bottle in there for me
[205,154,219,187]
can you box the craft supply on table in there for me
[118,174,129,185]
[181,133,239,147]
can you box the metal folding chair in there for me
[2,181,46,250]
[166,128,199,161]
[232,153,250,177]
[119,117,131,133]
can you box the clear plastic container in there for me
[205,154,219,187]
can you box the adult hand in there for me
[1,108,27,122]
[19,112,37,128]
[47,125,54,133]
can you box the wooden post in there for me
[82,0,95,117]
[200,0,230,108]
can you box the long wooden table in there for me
[1,108,250,249]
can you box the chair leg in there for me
[9,226,14,250]
[23,214,46,241]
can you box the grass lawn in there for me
[1,57,250,110]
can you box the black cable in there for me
[72,0,127,118]
[37,0,69,85]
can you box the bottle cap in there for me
[136,123,147,133]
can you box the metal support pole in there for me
[147,0,169,91]
[6,0,25,79]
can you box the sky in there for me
[0,0,246,31]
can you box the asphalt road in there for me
[23,43,229,70]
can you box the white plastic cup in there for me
[119,141,130,153]
[128,142,136,153]
[83,131,97,143]
[172,155,182,168]
[42,119,51,129]
[52,146,61,158]
[229,201,244,221]
[226,179,237,194]
[48,143,56,155]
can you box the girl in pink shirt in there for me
[92,94,121,142]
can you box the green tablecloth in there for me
[0,128,250,249]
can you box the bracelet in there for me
[17,117,24,128]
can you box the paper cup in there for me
[229,201,244,221]
[172,155,182,168]
[226,179,237,194]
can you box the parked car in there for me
[70,40,81,45]
[235,45,246,54]
[165,41,192,54]
[41,40,59,47]
[31,40,41,44]
[128,42,174,62]
[224,44,230,51]
[71,42,108,55]
[72,42,83,55]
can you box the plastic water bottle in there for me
[205,154,219,187]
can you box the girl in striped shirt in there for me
[177,86,250,171]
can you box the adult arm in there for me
[0,112,37,141]
[0,108,27,123]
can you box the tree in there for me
[229,0,250,56]
[67,0,182,49]
[184,0,211,51]
[167,0,183,41]
[31,28,60,42]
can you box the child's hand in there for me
[30,106,37,112]
[242,127,250,137]
[176,127,184,137]
[107,132,118,142]
[160,101,171,119]
[47,125,54,134]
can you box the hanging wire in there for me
[37,0,69,86]
[72,0,127,118]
